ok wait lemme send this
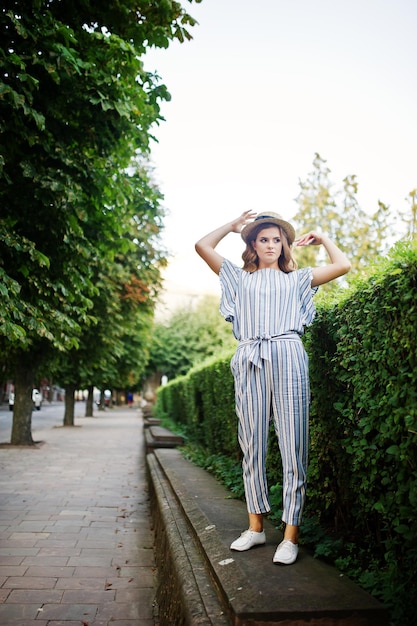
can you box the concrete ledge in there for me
[147,446,389,626]
[148,453,231,625]
[144,417,162,428]
[145,425,184,451]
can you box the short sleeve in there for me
[298,267,318,328]
[219,259,241,322]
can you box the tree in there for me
[146,295,238,383]
[402,189,417,240]
[0,0,200,443]
[55,164,165,425]
[292,153,393,285]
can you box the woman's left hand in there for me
[295,231,324,247]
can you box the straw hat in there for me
[241,212,296,245]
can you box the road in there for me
[0,401,92,444]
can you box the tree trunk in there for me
[85,385,94,417]
[63,384,76,426]
[11,363,35,445]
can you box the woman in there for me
[195,210,350,565]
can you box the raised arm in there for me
[295,232,351,287]
[195,210,256,275]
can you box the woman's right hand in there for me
[231,210,257,234]
[195,210,257,275]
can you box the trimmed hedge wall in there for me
[156,352,238,459]
[154,241,417,625]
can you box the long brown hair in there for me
[241,224,297,273]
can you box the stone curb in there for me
[147,453,231,625]
[147,446,389,626]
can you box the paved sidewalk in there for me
[0,406,157,626]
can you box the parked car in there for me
[95,389,112,407]
[32,389,42,410]
[8,389,42,411]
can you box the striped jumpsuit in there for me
[219,259,317,526]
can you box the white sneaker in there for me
[273,539,298,564]
[230,529,266,551]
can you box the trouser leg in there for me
[232,348,271,514]
[271,340,310,526]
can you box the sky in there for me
[144,0,417,312]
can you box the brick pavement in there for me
[0,406,157,626]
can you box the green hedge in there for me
[304,242,417,623]
[154,241,417,625]
[156,352,238,458]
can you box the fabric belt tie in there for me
[239,333,300,368]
